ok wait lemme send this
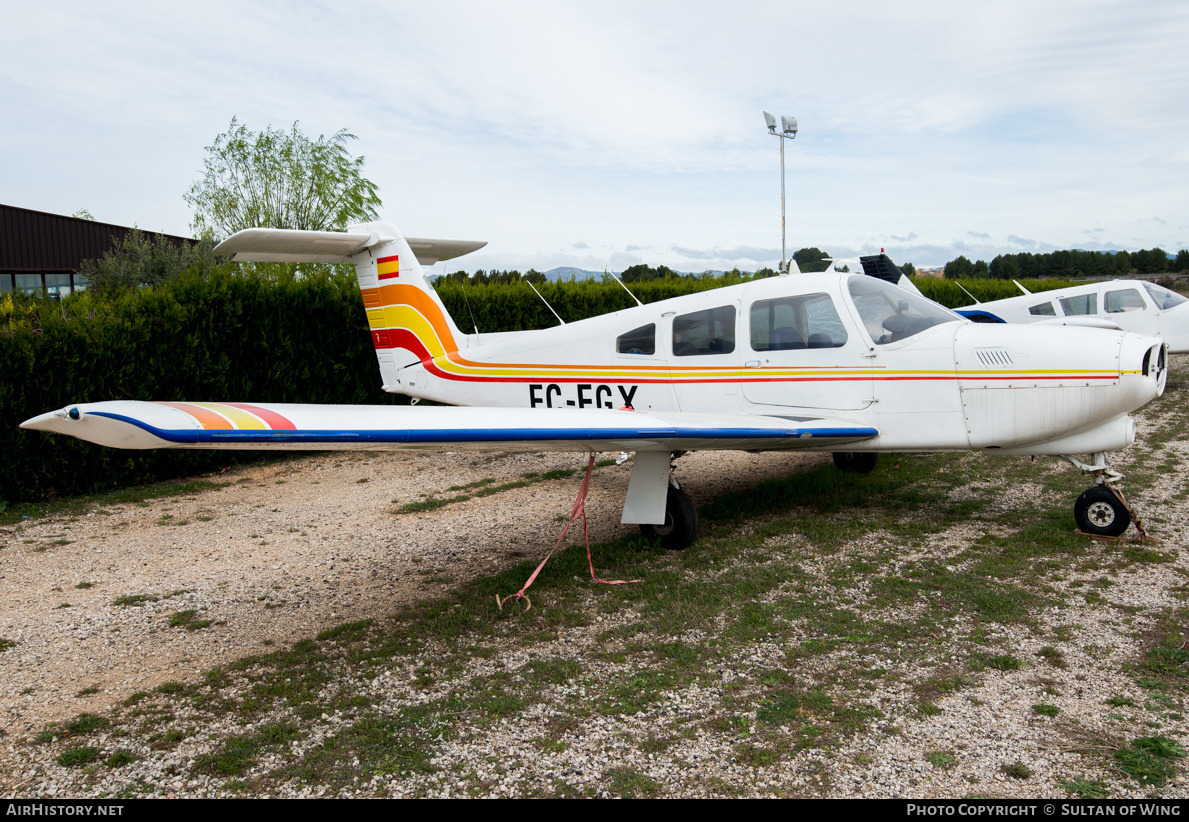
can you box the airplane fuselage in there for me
[384,272,1167,456]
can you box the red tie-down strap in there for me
[497,454,639,611]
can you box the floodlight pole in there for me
[764,112,798,275]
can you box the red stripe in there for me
[377,255,399,264]
[379,271,400,280]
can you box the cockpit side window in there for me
[1059,293,1096,315]
[846,275,958,345]
[1105,288,1146,313]
[750,293,847,351]
[616,323,655,355]
[1028,302,1056,316]
[673,306,735,356]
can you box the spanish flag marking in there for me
[377,254,400,281]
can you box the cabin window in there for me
[1058,293,1096,315]
[616,323,655,355]
[1028,302,1056,316]
[846,275,958,345]
[750,293,847,351]
[1105,288,1146,313]
[673,306,735,356]
[1143,282,1188,310]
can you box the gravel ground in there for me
[2,362,1187,798]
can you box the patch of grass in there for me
[193,735,260,776]
[105,750,140,768]
[1002,762,1031,779]
[112,594,158,608]
[1032,703,1060,717]
[75,581,93,589]
[1059,778,1109,799]
[1106,695,1136,708]
[68,713,110,735]
[606,766,660,798]
[1038,646,1067,668]
[925,751,956,768]
[168,610,212,630]
[1115,735,1185,787]
[985,654,1023,671]
[316,619,374,643]
[0,638,15,652]
[57,746,101,767]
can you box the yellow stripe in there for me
[189,402,266,430]
[377,258,399,277]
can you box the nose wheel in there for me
[1073,486,1131,537]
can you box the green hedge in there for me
[1,267,399,503]
[0,268,1113,503]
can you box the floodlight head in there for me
[763,111,777,132]
[782,116,798,136]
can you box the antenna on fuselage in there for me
[527,280,566,326]
[607,268,644,307]
[955,281,981,304]
[1013,279,1033,297]
[460,278,480,337]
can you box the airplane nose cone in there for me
[955,325,1162,452]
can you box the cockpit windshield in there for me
[1143,282,1188,311]
[846,275,962,345]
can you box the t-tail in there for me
[212,223,485,390]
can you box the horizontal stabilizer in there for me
[213,226,487,265]
[22,402,877,454]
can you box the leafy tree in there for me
[898,262,916,277]
[972,259,989,278]
[1175,250,1189,273]
[621,264,678,283]
[793,247,829,273]
[185,118,382,239]
[944,255,973,279]
[78,230,218,294]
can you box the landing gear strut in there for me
[1062,451,1150,541]
[639,484,698,550]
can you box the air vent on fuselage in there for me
[974,347,1014,367]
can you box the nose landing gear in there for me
[1062,452,1154,542]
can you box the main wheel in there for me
[1074,486,1131,537]
[833,452,878,474]
[639,487,699,550]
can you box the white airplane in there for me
[955,279,1189,354]
[21,223,1170,547]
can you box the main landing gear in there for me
[1063,452,1148,540]
[639,484,699,551]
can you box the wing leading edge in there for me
[21,401,878,453]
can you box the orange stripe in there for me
[157,402,233,430]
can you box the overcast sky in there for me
[3,1,1187,272]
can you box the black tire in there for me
[639,487,699,550]
[833,452,878,474]
[1074,486,1131,537]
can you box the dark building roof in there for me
[1,204,194,275]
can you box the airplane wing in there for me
[21,401,877,454]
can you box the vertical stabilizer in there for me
[348,222,470,389]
